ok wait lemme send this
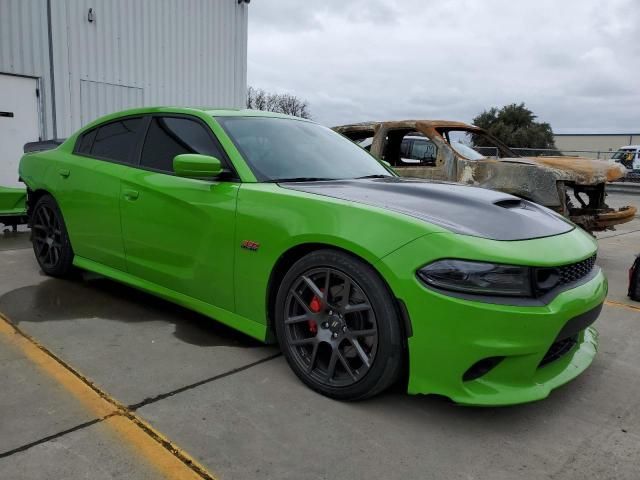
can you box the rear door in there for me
[119,115,239,311]
[58,116,146,271]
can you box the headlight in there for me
[417,259,533,297]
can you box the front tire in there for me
[31,194,74,277]
[275,249,403,400]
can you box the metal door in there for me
[0,74,40,187]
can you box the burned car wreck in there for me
[333,120,636,232]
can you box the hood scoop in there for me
[494,198,525,209]
[282,177,574,241]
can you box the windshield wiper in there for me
[267,177,335,183]
[355,174,391,179]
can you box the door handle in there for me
[58,168,70,178]
[123,189,139,201]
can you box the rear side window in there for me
[140,117,223,173]
[90,118,144,164]
[76,129,97,154]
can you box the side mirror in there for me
[173,154,222,178]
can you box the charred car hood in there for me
[499,156,626,184]
[282,177,574,241]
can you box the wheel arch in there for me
[265,242,412,344]
[26,188,55,223]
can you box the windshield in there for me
[216,116,392,182]
[441,129,518,160]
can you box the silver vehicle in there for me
[612,145,640,171]
[358,135,436,165]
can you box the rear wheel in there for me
[275,249,403,400]
[31,194,74,277]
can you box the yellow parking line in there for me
[0,313,217,480]
[604,299,640,313]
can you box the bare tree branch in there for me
[246,86,311,119]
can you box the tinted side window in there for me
[91,118,144,163]
[76,129,97,154]
[140,117,222,173]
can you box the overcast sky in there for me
[247,0,639,133]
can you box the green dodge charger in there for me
[19,107,606,405]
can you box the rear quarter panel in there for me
[19,148,64,200]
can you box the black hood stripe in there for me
[281,177,573,241]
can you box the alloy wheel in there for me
[32,203,64,269]
[284,267,379,387]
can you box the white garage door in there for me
[0,74,40,187]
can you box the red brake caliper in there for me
[308,289,324,334]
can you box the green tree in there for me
[472,103,557,155]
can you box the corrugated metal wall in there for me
[0,0,52,138]
[0,0,248,139]
[79,79,144,124]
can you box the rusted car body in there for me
[334,120,636,231]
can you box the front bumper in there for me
[457,326,598,406]
[378,230,606,406]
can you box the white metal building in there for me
[0,0,249,186]
[554,133,640,160]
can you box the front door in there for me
[0,74,40,187]
[120,115,238,311]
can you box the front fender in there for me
[232,183,444,326]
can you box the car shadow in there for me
[0,273,264,349]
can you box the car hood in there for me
[281,177,574,241]
[499,156,626,184]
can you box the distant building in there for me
[0,0,249,186]
[554,133,640,160]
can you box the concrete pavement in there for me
[1,192,639,479]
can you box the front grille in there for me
[539,335,578,367]
[533,254,597,297]
[557,254,597,285]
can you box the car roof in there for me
[619,145,640,149]
[334,120,479,132]
[202,108,308,120]
[82,106,310,129]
